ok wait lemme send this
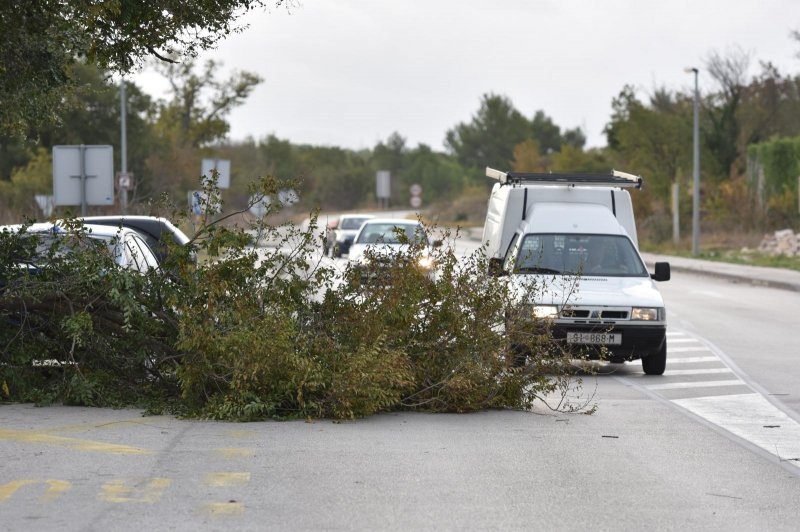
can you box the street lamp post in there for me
[686,67,700,256]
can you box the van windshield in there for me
[511,234,648,277]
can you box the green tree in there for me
[155,59,263,149]
[0,1,282,137]
[445,94,531,171]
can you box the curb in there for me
[641,254,800,293]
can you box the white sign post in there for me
[201,158,231,189]
[53,145,114,216]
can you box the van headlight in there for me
[532,305,559,319]
[631,307,662,321]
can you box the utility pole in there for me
[120,79,128,214]
[687,67,700,256]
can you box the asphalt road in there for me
[2,237,800,530]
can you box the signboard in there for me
[409,182,422,208]
[249,195,270,218]
[53,145,114,208]
[376,170,391,199]
[35,195,55,218]
[188,190,220,216]
[201,158,231,189]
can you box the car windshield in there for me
[355,223,428,245]
[340,217,371,230]
[512,233,647,277]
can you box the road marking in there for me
[0,428,151,455]
[0,480,71,503]
[646,379,745,391]
[665,368,733,376]
[227,430,258,438]
[98,478,172,503]
[215,447,256,458]
[202,502,245,516]
[666,356,720,364]
[668,346,710,353]
[667,338,702,344]
[673,394,800,468]
[204,472,251,487]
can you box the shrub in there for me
[0,176,587,419]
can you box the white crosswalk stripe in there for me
[646,379,745,391]
[666,356,720,364]
[664,368,733,376]
[668,346,711,353]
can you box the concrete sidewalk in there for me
[641,252,800,293]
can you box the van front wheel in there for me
[642,340,667,375]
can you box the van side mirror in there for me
[488,257,507,277]
[651,262,670,282]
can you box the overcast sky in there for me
[133,0,799,152]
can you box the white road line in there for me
[667,338,701,344]
[666,331,686,337]
[646,379,745,391]
[665,368,733,376]
[666,356,720,364]
[673,394,800,469]
[668,346,710,353]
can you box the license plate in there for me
[566,332,622,345]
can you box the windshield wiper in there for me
[516,266,561,274]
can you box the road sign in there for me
[410,196,422,208]
[201,158,231,189]
[34,195,55,217]
[118,172,132,189]
[410,183,422,196]
[249,195,269,218]
[188,190,220,216]
[53,145,114,213]
[376,170,391,199]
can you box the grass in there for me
[641,240,800,272]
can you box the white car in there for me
[1,222,161,274]
[346,219,438,283]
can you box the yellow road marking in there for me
[215,447,255,458]
[227,430,257,438]
[0,479,71,503]
[204,472,251,487]
[0,428,151,455]
[202,502,245,516]
[98,478,171,503]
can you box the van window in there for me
[514,234,647,277]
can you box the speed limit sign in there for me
[410,184,422,196]
[410,196,422,208]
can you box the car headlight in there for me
[631,307,662,321]
[532,305,558,319]
[417,256,434,270]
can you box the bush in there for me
[0,176,586,419]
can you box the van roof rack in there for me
[486,167,643,189]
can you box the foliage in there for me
[155,58,263,149]
[747,136,800,227]
[0,1,283,137]
[0,176,586,419]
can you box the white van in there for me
[482,167,671,375]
